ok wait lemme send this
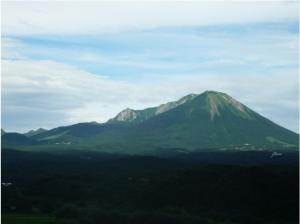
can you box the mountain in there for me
[116,91,298,153]
[108,94,198,124]
[1,129,6,136]
[30,122,123,140]
[2,132,37,146]
[24,128,47,137]
[2,91,299,154]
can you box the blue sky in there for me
[1,1,299,133]
[4,22,299,78]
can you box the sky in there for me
[1,1,299,133]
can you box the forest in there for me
[1,149,299,224]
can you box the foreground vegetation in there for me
[2,149,299,224]
[2,214,54,224]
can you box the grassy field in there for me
[2,214,55,224]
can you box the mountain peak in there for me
[113,108,137,122]
[203,90,225,95]
[24,128,47,137]
[198,91,250,120]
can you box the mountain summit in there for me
[2,91,298,154]
[200,91,255,120]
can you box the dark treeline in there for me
[1,149,299,224]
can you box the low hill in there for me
[2,133,37,146]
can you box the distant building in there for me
[270,152,283,158]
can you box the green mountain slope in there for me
[30,122,126,143]
[115,91,298,153]
[2,133,37,146]
[3,91,298,154]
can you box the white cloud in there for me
[1,59,137,131]
[2,1,298,36]
[1,58,298,133]
[1,37,26,59]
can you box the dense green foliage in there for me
[2,214,54,224]
[2,149,299,224]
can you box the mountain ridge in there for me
[2,90,298,154]
[24,128,48,137]
[108,93,198,124]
